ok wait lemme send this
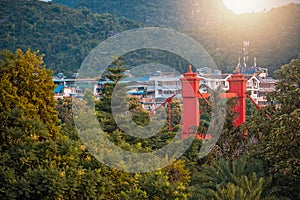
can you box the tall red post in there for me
[228,69,248,127]
[180,66,201,139]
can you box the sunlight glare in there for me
[223,0,275,14]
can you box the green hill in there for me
[52,0,300,75]
[189,3,300,74]
[0,0,141,76]
[1,0,299,76]
[52,0,231,28]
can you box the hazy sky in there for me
[223,0,300,14]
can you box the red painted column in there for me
[180,66,201,139]
[228,70,248,127]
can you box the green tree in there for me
[95,56,126,133]
[95,56,150,133]
[189,157,273,200]
[95,56,126,113]
[0,49,123,199]
[83,88,96,107]
[0,49,59,137]
[56,98,74,128]
[268,56,300,114]
[198,95,248,162]
[135,160,190,200]
[264,56,300,199]
[210,173,266,200]
[248,55,300,199]
[0,49,64,199]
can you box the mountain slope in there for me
[52,0,300,75]
[1,0,299,76]
[52,0,232,28]
[0,0,141,75]
[189,3,300,74]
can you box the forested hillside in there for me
[0,0,141,75]
[52,0,300,75]
[1,0,299,75]
[189,2,300,74]
[52,0,231,28]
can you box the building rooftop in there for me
[257,77,279,83]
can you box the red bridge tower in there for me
[227,68,248,127]
[180,66,201,140]
[180,66,248,139]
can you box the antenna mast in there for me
[241,40,250,74]
[243,40,249,68]
[237,56,241,68]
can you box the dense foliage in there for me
[1,0,299,77]
[52,0,300,75]
[247,55,300,199]
[0,0,141,76]
[1,49,299,199]
[0,49,192,199]
[53,0,230,29]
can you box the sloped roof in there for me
[257,77,278,83]
[121,76,150,83]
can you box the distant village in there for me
[53,63,278,109]
[54,41,277,109]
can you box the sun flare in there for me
[223,0,272,14]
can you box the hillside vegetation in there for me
[1,50,299,199]
[53,0,231,28]
[1,0,299,76]
[0,0,141,75]
[189,2,300,74]
[53,0,300,75]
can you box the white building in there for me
[197,67,277,105]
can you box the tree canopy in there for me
[0,49,299,199]
[0,0,141,76]
[53,0,300,75]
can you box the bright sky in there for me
[223,0,300,14]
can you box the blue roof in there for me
[127,91,146,95]
[97,80,114,85]
[54,85,64,93]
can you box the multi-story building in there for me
[54,66,278,107]
[197,67,278,105]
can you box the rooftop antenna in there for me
[243,41,250,72]
[243,40,250,69]
[236,56,241,74]
[237,56,241,68]
[254,57,257,69]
